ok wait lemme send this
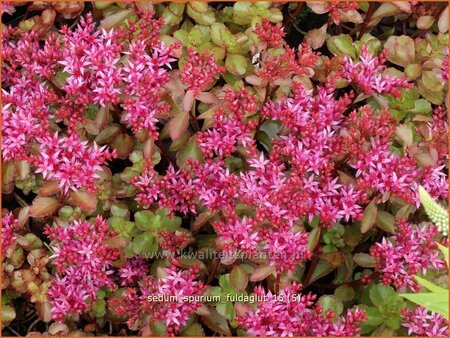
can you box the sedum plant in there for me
[1,1,448,337]
[399,185,448,330]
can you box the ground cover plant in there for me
[1,1,449,336]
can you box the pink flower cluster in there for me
[261,84,365,226]
[1,212,17,256]
[262,228,312,272]
[121,40,177,137]
[344,105,448,205]
[180,48,225,96]
[257,44,319,82]
[370,219,446,291]
[158,230,192,253]
[198,87,257,159]
[402,306,448,337]
[254,18,285,48]
[326,1,360,24]
[132,163,196,215]
[109,262,206,335]
[1,10,178,194]
[342,45,413,97]
[2,80,56,162]
[237,284,366,336]
[45,216,119,321]
[133,70,447,273]
[118,257,149,286]
[34,133,116,194]
[59,17,122,108]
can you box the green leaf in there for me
[361,199,377,233]
[150,321,167,336]
[327,34,356,58]
[1,305,16,325]
[318,295,343,316]
[306,260,335,286]
[385,35,415,67]
[92,298,106,317]
[307,227,322,252]
[225,54,247,76]
[132,232,157,255]
[176,135,203,168]
[353,253,376,268]
[219,274,240,296]
[216,300,236,320]
[375,210,396,234]
[437,243,449,266]
[180,322,204,336]
[111,204,129,218]
[249,266,275,282]
[400,293,449,319]
[108,217,134,239]
[364,306,384,326]
[230,266,248,292]
[369,284,396,308]
[202,307,232,336]
[334,285,355,302]
[233,2,253,25]
[407,99,432,114]
[168,110,190,141]
[384,314,402,330]
[413,275,447,295]
[134,211,157,231]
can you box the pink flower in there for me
[254,18,285,48]
[1,2,15,15]
[257,44,319,82]
[343,105,447,205]
[132,164,196,215]
[370,219,447,291]
[121,40,176,138]
[2,29,62,83]
[237,284,366,336]
[213,216,260,255]
[326,1,360,24]
[402,306,448,337]
[118,258,149,286]
[180,48,225,96]
[342,45,413,97]
[424,106,448,162]
[191,159,240,213]
[159,230,192,253]
[59,14,123,107]
[2,212,17,256]
[46,216,119,321]
[198,86,258,159]
[263,229,312,272]
[223,86,257,117]
[34,133,116,194]
[198,111,256,159]
[109,262,206,335]
[1,80,54,162]
[351,139,420,204]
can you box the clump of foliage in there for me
[1,1,448,336]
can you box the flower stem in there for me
[283,2,304,27]
[206,255,221,285]
[357,2,375,39]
